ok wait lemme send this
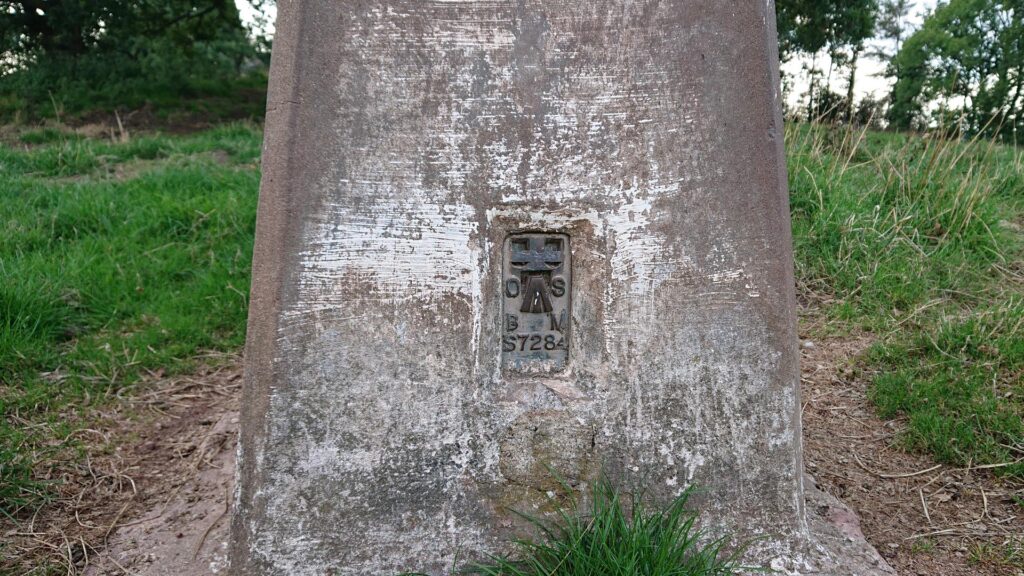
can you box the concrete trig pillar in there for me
[231,2,893,574]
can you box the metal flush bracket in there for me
[501,233,571,373]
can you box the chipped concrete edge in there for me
[801,474,898,576]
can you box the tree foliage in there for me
[776,0,879,61]
[889,0,1024,138]
[875,0,915,58]
[776,0,879,121]
[0,1,269,116]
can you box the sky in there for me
[235,0,939,107]
[236,0,276,37]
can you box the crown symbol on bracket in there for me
[510,237,563,314]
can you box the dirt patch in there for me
[82,412,236,576]
[0,90,266,148]
[0,355,241,575]
[800,317,1024,575]
[66,94,266,136]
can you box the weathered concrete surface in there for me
[231,1,883,574]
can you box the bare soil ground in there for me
[1,355,241,575]
[4,329,1022,575]
[800,314,1024,576]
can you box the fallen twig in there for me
[853,452,943,479]
[192,485,230,561]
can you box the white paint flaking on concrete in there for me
[470,237,488,372]
[292,200,478,311]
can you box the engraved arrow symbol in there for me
[521,276,553,313]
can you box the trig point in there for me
[231,1,892,574]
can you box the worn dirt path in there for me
[2,358,240,575]
[800,320,1023,576]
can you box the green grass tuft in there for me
[869,298,1024,476]
[17,127,83,145]
[405,481,752,576]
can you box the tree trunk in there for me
[807,52,818,121]
[1009,66,1023,142]
[846,47,861,123]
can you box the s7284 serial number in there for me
[502,333,567,352]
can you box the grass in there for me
[0,116,1020,523]
[404,481,750,576]
[0,123,262,514]
[968,539,1024,569]
[788,123,1024,476]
